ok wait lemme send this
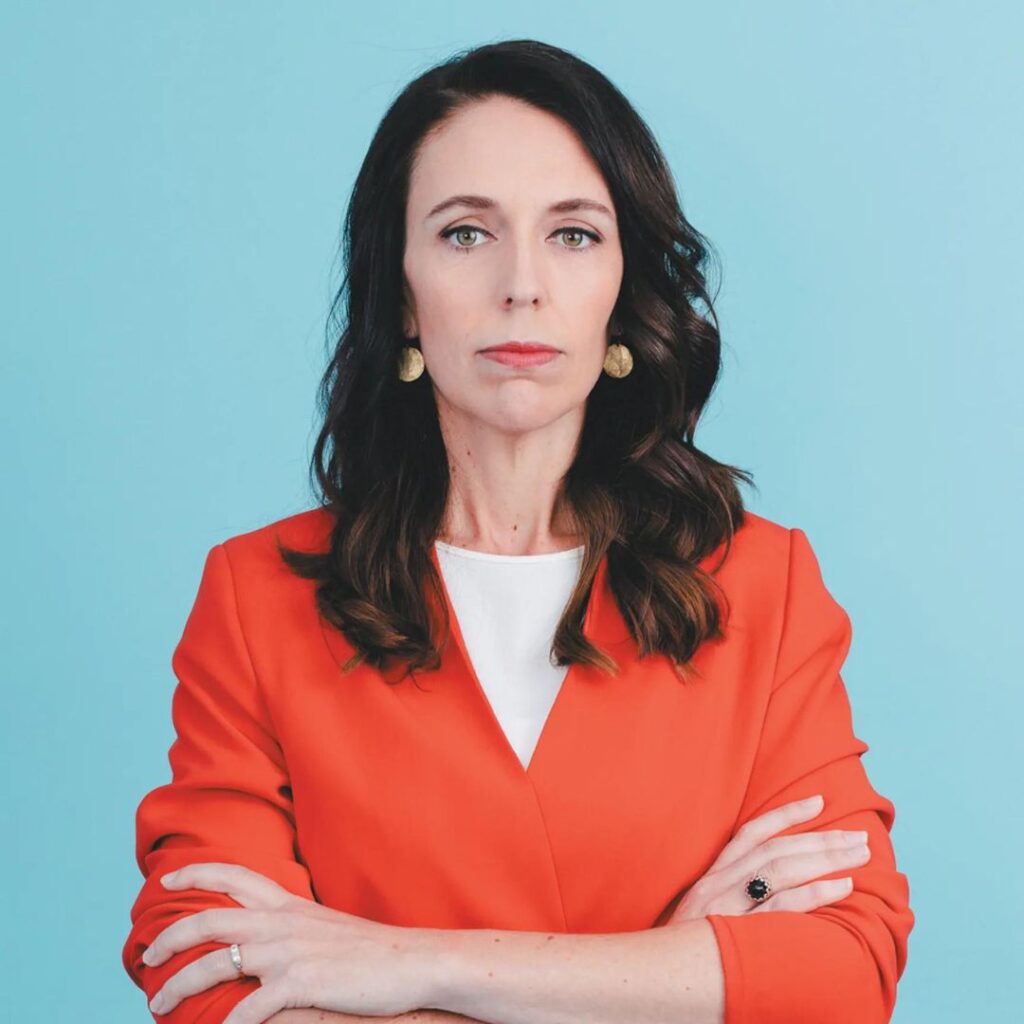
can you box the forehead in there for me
[408,96,612,208]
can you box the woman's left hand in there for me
[141,862,436,1024]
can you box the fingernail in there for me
[803,794,824,808]
[160,871,178,886]
[150,992,166,1013]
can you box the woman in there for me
[123,38,914,1024]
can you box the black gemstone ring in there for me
[745,874,772,903]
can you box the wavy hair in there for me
[279,38,756,682]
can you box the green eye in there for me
[439,224,601,253]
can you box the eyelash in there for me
[439,224,602,254]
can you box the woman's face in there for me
[402,95,624,435]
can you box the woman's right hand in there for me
[658,794,872,926]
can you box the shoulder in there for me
[211,504,804,587]
[708,508,791,584]
[217,506,334,573]
[196,502,334,601]
[207,503,822,610]
[702,509,832,629]
[187,507,337,659]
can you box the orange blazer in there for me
[123,507,914,1024]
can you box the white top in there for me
[434,540,586,769]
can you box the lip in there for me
[479,341,561,354]
[478,341,562,369]
[480,349,561,368]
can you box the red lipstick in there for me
[479,340,562,368]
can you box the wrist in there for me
[396,924,457,1011]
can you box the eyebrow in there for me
[424,194,614,222]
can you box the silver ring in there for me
[229,942,244,974]
[744,873,772,904]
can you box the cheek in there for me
[419,287,484,347]
[573,258,622,315]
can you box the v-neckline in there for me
[427,541,614,781]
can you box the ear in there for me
[401,283,418,339]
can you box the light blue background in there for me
[3,2,1020,1021]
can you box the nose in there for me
[499,233,544,310]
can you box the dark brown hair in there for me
[279,38,755,681]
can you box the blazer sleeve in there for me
[121,543,316,1024]
[705,528,915,1024]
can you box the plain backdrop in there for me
[2,2,1020,1021]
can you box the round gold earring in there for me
[603,340,633,378]
[397,345,425,382]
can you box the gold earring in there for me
[603,340,633,378]
[398,345,425,382]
